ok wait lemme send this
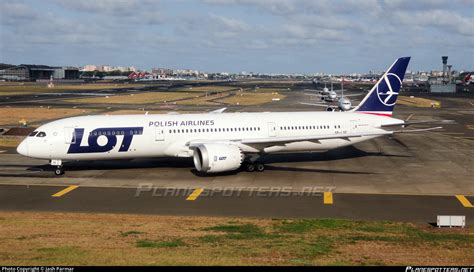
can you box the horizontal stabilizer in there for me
[393,127,443,133]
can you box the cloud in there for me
[1,0,473,72]
[393,10,474,37]
[0,2,38,25]
[209,14,249,32]
[55,0,142,16]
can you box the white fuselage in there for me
[18,111,402,161]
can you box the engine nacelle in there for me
[326,107,335,112]
[192,144,244,173]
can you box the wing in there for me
[187,130,393,151]
[299,102,329,107]
[239,130,393,145]
[382,119,454,128]
[209,107,227,114]
[340,93,363,97]
[186,125,447,153]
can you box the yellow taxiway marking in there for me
[455,195,473,208]
[324,192,333,205]
[52,185,79,198]
[186,188,204,201]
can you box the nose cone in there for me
[17,139,29,156]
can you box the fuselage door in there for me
[155,127,164,141]
[64,127,76,144]
[349,120,358,133]
[268,122,276,137]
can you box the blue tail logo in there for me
[376,73,402,106]
[355,57,410,116]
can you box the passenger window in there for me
[37,131,46,137]
[29,131,38,137]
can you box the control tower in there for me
[442,56,448,77]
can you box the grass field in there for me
[398,96,441,108]
[102,110,164,115]
[0,136,23,147]
[0,83,147,96]
[0,107,96,126]
[173,86,238,92]
[217,91,286,105]
[65,92,199,104]
[175,92,230,105]
[0,212,472,266]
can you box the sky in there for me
[0,0,473,74]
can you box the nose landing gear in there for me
[54,166,64,176]
[50,159,64,176]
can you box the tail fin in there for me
[354,57,410,116]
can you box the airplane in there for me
[17,57,448,176]
[306,82,362,102]
[303,81,364,112]
[463,73,472,85]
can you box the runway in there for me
[0,184,472,223]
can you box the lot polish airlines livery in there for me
[16,57,442,175]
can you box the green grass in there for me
[36,246,87,260]
[302,237,334,256]
[3,212,473,265]
[345,235,402,243]
[120,230,144,237]
[355,225,386,233]
[198,235,223,243]
[136,239,186,248]
[204,223,261,234]
[276,219,353,233]
[405,228,473,243]
[202,223,280,240]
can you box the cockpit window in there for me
[28,131,38,137]
[37,131,46,137]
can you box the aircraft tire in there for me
[245,163,255,172]
[55,167,64,176]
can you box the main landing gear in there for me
[244,154,265,172]
[244,162,265,172]
[51,159,64,176]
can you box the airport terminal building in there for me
[0,64,79,81]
